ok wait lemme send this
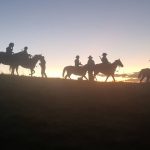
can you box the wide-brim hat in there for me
[102,53,107,56]
[88,55,93,59]
[9,42,14,47]
[24,46,28,50]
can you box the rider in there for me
[6,42,14,55]
[100,53,110,64]
[74,55,82,67]
[23,46,32,59]
[87,55,95,81]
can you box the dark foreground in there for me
[0,75,150,150]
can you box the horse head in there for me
[114,59,124,67]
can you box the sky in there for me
[0,0,150,80]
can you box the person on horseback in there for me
[6,42,14,55]
[23,46,32,59]
[100,53,110,64]
[39,56,47,78]
[87,55,95,81]
[74,55,82,67]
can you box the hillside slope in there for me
[0,75,150,149]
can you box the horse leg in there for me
[146,76,149,83]
[30,70,33,77]
[81,72,88,80]
[66,73,71,79]
[65,75,68,79]
[16,66,19,75]
[94,75,97,81]
[33,70,35,74]
[140,75,144,83]
[93,71,98,81]
[84,75,88,80]
[81,75,86,80]
[11,67,15,75]
[30,69,35,77]
[68,75,71,79]
[112,75,115,82]
[105,75,110,82]
[64,72,69,79]
[44,72,47,78]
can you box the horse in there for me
[10,54,43,76]
[0,50,30,72]
[62,64,88,80]
[93,59,124,82]
[138,68,150,83]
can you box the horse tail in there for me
[62,67,67,77]
[138,69,143,78]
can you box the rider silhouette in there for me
[6,43,14,55]
[23,46,32,59]
[75,55,82,67]
[87,55,95,81]
[100,53,110,64]
[39,56,47,78]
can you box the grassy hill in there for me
[0,74,150,149]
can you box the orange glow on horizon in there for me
[0,64,141,83]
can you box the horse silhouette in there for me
[138,68,150,83]
[94,59,124,82]
[0,50,28,69]
[10,54,43,76]
[62,64,88,80]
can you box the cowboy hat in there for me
[102,53,107,56]
[88,55,93,59]
[76,55,79,58]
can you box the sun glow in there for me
[0,64,140,83]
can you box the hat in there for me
[102,53,107,56]
[24,46,28,50]
[9,43,14,47]
[76,55,79,58]
[88,55,93,59]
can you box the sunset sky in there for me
[0,0,150,80]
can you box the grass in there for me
[0,74,150,149]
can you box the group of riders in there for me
[3,43,124,82]
[4,42,47,78]
[74,53,110,81]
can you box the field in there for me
[0,74,150,149]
